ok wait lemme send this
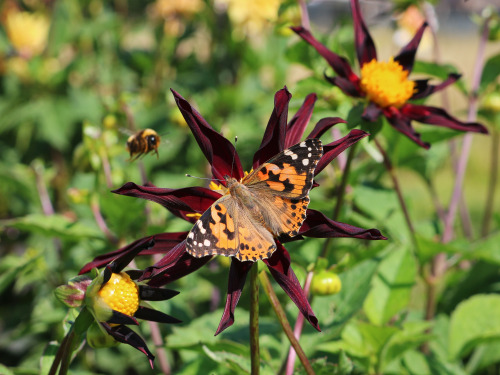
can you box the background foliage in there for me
[0,0,499,374]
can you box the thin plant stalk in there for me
[482,131,499,237]
[250,264,260,375]
[259,271,315,375]
[148,321,171,375]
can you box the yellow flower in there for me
[98,272,140,317]
[217,0,282,37]
[4,10,50,58]
[154,0,204,18]
[360,58,416,109]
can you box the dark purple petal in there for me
[350,0,377,65]
[139,286,179,301]
[109,238,155,274]
[107,310,139,326]
[253,88,291,167]
[394,22,427,73]
[171,89,244,181]
[315,129,369,175]
[299,209,387,240]
[134,306,182,324]
[113,182,220,222]
[362,102,382,122]
[383,106,430,149]
[401,104,489,134]
[324,74,364,97]
[263,244,320,331]
[101,323,155,368]
[412,73,461,100]
[143,241,213,285]
[79,233,186,274]
[307,117,347,139]
[285,93,317,148]
[292,26,359,83]
[215,259,254,335]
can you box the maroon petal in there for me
[299,209,387,240]
[350,0,377,66]
[101,323,155,368]
[362,102,382,122]
[79,235,160,274]
[107,310,139,326]
[307,117,347,139]
[383,106,430,149]
[263,244,320,331]
[412,73,461,100]
[253,88,291,167]
[315,129,369,175]
[401,104,489,135]
[285,93,317,148]
[171,89,244,181]
[324,74,363,97]
[134,306,182,324]
[292,26,359,83]
[215,259,254,335]
[139,286,179,301]
[394,22,427,73]
[113,182,220,222]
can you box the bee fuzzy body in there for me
[126,129,161,160]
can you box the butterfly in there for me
[185,138,323,262]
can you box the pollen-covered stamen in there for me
[360,58,416,108]
[98,272,140,317]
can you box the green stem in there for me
[320,143,358,258]
[481,131,499,237]
[374,138,418,250]
[250,264,260,375]
[259,271,315,375]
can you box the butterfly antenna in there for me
[185,174,224,183]
[230,136,238,177]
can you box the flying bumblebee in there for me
[126,129,161,161]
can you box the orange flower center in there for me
[360,58,415,108]
[98,272,139,317]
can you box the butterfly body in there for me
[186,139,323,262]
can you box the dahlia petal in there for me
[315,129,369,175]
[350,0,377,65]
[107,310,139,326]
[146,252,212,286]
[412,73,461,100]
[101,323,155,368]
[383,106,431,149]
[112,182,220,222]
[139,286,179,301]
[171,89,244,181]
[362,102,382,122]
[80,236,157,274]
[263,244,320,331]
[253,87,291,167]
[324,74,363,97]
[401,104,489,134]
[215,259,253,336]
[299,209,387,240]
[285,93,317,148]
[134,306,182,324]
[292,26,358,82]
[394,22,427,73]
[307,117,347,139]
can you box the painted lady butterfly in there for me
[186,138,323,262]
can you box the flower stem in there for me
[250,264,260,375]
[259,271,315,375]
[482,131,499,237]
[148,321,171,375]
[374,138,417,249]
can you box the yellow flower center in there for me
[98,272,139,317]
[5,11,50,58]
[360,58,416,108]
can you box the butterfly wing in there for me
[243,138,323,237]
[185,195,277,261]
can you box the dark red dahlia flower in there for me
[81,87,386,335]
[292,0,488,149]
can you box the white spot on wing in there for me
[300,141,306,147]
[203,239,211,246]
[302,159,309,166]
[188,232,194,238]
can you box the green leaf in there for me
[364,247,417,325]
[449,294,500,359]
[412,61,466,95]
[480,53,500,93]
[40,342,59,375]
[0,213,104,241]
